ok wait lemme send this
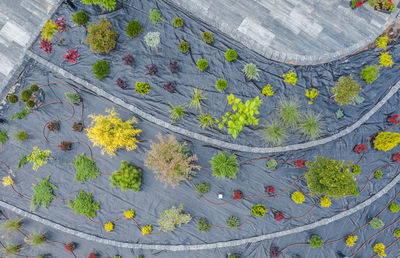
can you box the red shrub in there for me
[233,190,243,200]
[88,253,98,258]
[294,159,307,168]
[275,211,284,221]
[393,153,400,162]
[55,17,68,32]
[39,38,52,53]
[64,242,75,252]
[266,186,275,194]
[353,144,367,154]
[389,114,400,125]
[64,49,80,64]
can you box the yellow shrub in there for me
[142,225,152,235]
[346,235,357,247]
[291,191,305,204]
[320,196,331,207]
[104,222,114,232]
[373,243,386,257]
[124,209,135,219]
[86,108,142,157]
[374,132,400,151]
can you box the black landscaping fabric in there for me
[0,0,398,257]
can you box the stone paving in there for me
[0,0,61,95]
[167,0,400,64]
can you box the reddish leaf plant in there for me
[266,186,275,194]
[39,38,52,53]
[55,17,68,33]
[233,190,243,200]
[393,153,400,162]
[353,144,367,154]
[63,49,80,64]
[389,114,400,125]
[163,82,175,93]
[294,159,307,168]
[64,242,75,252]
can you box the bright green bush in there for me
[26,100,35,108]
[225,49,237,62]
[20,89,32,102]
[369,217,384,229]
[305,156,358,198]
[210,152,239,179]
[202,31,213,43]
[352,164,362,175]
[394,228,400,237]
[197,59,208,71]
[390,203,400,213]
[81,0,116,10]
[126,19,142,38]
[227,216,239,229]
[135,82,150,95]
[27,147,51,171]
[111,161,141,192]
[196,182,210,195]
[8,94,18,104]
[30,84,39,92]
[65,92,81,104]
[92,60,110,80]
[251,204,266,217]
[9,108,31,121]
[158,205,191,232]
[189,88,207,111]
[30,175,57,211]
[197,218,211,232]
[0,130,8,145]
[173,17,183,28]
[309,235,323,248]
[266,159,278,170]
[216,79,228,90]
[84,18,117,54]
[375,170,383,179]
[361,65,380,84]
[149,9,163,26]
[68,190,100,218]
[331,75,362,106]
[178,40,190,53]
[72,10,89,26]
[70,153,99,182]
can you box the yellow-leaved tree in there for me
[86,108,142,156]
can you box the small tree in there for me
[145,134,200,187]
[84,18,117,54]
[331,75,362,105]
[86,108,142,157]
[158,205,191,232]
[305,156,358,199]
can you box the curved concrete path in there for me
[164,0,400,65]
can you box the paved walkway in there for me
[0,0,60,95]
[167,0,400,64]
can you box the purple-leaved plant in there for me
[169,61,178,73]
[122,54,134,65]
[163,82,175,93]
[145,64,157,75]
[116,78,127,89]
[269,247,279,258]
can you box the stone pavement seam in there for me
[27,50,400,154]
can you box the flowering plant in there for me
[368,0,396,12]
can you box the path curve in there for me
[28,51,400,154]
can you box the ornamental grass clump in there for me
[126,19,142,38]
[197,218,211,232]
[27,147,51,171]
[70,153,99,182]
[243,63,260,81]
[30,175,57,211]
[178,40,190,53]
[86,108,142,157]
[158,205,191,232]
[202,31,213,43]
[168,103,186,122]
[216,79,228,90]
[261,120,287,147]
[68,190,100,218]
[111,161,141,192]
[196,113,217,129]
[92,60,110,80]
[331,75,362,105]
[251,204,267,217]
[189,88,207,111]
[25,233,46,247]
[0,218,22,233]
[298,111,322,140]
[305,156,358,198]
[374,132,400,151]
[145,133,200,187]
[361,65,380,84]
[278,98,300,129]
[197,59,208,71]
[225,49,238,62]
[84,18,117,54]
[210,151,239,179]
[196,182,210,195]
[72,10,89,26]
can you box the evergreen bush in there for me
[84,18,117,54]
[110,161,141,192]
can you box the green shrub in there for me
[30,175,56,211]
[8,94,18,104]
[361,65,380,84]
[144,31,161,49]
[219,94,262,138]
[169,103,186,121]
[228,255,239,258]
[197,218,211,232]
[68,190,100,218]
[30,84,39,92]
[14,130,29,142]
[227,216,239,229]
[335,109,344,119]
[390,203,400,213]
[173,17,183,28]
[84,18,117,54]
[243,63,260,81]
[202,31,213,43]
[20,89,32,102]
[18,155,27,169]
[149,9,163,26]
[65,92,81,104]
[72,10,89,26]
[196,113,217,129]
[158,205,191,232]
[70,153,99,182]
[266,159,278,170]
[262,121,287,146]
[309,235,323,248]
[352,164,362,175]
[126,19,142,38]
[0,130,7,145]
[305,156,358,198]
[278,98,300,129]
[251,204,267,217]
[225,49,238,62]
[197,59,208,71]
[216,79,228,90]
[375,170,383,179]
[283,72,298,86]
[210,152,239,179]
[9,108,31,121]
[394,228,400,237]
[81,0,116,10]
[369,217,384,229]
[298,111,321,140]
[178,40,190,53]
[196,182,210,195]
[111,161,141,192]
[135,82,150,95]
[92,60,110,80]
[331,75,362,106]
[26,100,35,108]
